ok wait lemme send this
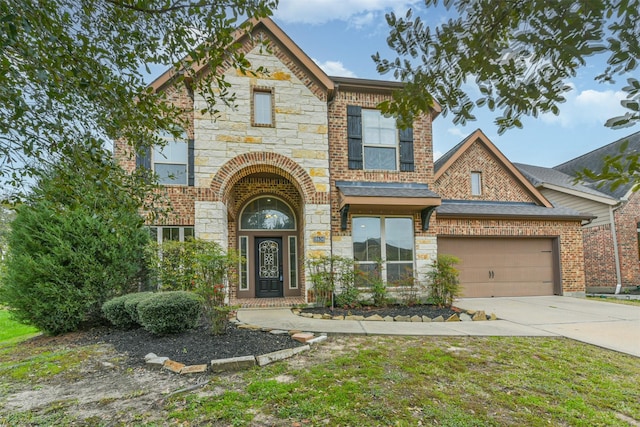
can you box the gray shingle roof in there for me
[433,130,479,173]
[436,200,593,220]
[553,130,640,199]
[515,163,617,202]
[335,181,440,198]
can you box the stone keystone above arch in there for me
[210,152,318,204]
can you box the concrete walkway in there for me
[237,296,640,357]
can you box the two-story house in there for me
[115,18,590,305]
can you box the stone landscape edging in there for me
[292,308,498,323]
[144,319,325,375]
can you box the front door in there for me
[255,237,284,298]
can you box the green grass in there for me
[587,295,640,306]
[0,309,39,342]
[1,333,639,426]
[166,336,640,426]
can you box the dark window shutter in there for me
[136,146,151,171]
[188,138,195,187]
[399,127,414,172]
[347,105,363,170]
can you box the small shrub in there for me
[102,295,136,329]
[427,255,461,307]
[137,291,203,335]
[102,292,153,329]
[392,274,423,306]
[307,255,359,308]
[123,292,154,325]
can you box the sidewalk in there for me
[237,296,640,357]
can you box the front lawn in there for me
[1,331,638,426]
[0,309,39,342]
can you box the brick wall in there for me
[327,88,436,235]
[435,140,539,203]
[582,224,617,288]
[434,217,586,294]
[613,192,640,286]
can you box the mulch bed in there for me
[40,304,461,367]
[75,320,304,366]
[300,304,459,319]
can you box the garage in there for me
[437,237,560,297]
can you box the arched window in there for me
[240,197,295,230]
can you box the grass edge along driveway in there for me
[0,310,639,426]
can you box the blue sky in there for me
[268,0,639,167]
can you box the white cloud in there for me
[313,59,357,77]
[446,127,467,138]
[274,0,422,25]
[541,86,627,128]
[433,150,443,161]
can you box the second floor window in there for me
[135,128,193,186]
[153,130,188,185]
[347,105,414,172]
[471,172,482,196]
[362,110,398,170]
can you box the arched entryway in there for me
[237,196,301,298]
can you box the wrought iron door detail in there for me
[259,240,279,279]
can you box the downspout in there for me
[609,204,623,294]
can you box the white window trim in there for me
[471,171,482,196]
[353,215,415,284]
[149,226,194,244]
[362,109,399,171]
[153,130,189,186]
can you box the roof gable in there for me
[553,130,640,199]
[434,129,552,207]
[515,163,618,205]
[148,17,334,99]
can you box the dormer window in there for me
[471,172,482,196]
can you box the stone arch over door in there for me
[210,152,318,209]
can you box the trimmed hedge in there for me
[123,292,154,325]
[102,292,153,329]
[137,291,203,335]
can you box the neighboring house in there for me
[517,131,640,294]
[115,18,589,304]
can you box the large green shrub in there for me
[427,255,462,308]
[0,155,150,335]
[137,291,203,335]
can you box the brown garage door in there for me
[437,237,557,297]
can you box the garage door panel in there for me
[438,237,556,298]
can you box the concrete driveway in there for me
[457,296,640,357]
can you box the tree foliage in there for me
[374,0,639,132]
[0,0,277,198]
[0,153,150,335]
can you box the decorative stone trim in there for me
[292,308,498,322]
[144,320,323,374]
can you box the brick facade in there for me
[435,140,539,203]
[612,192,640,287]
[113,18,588,301]
[433,218,586,295]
